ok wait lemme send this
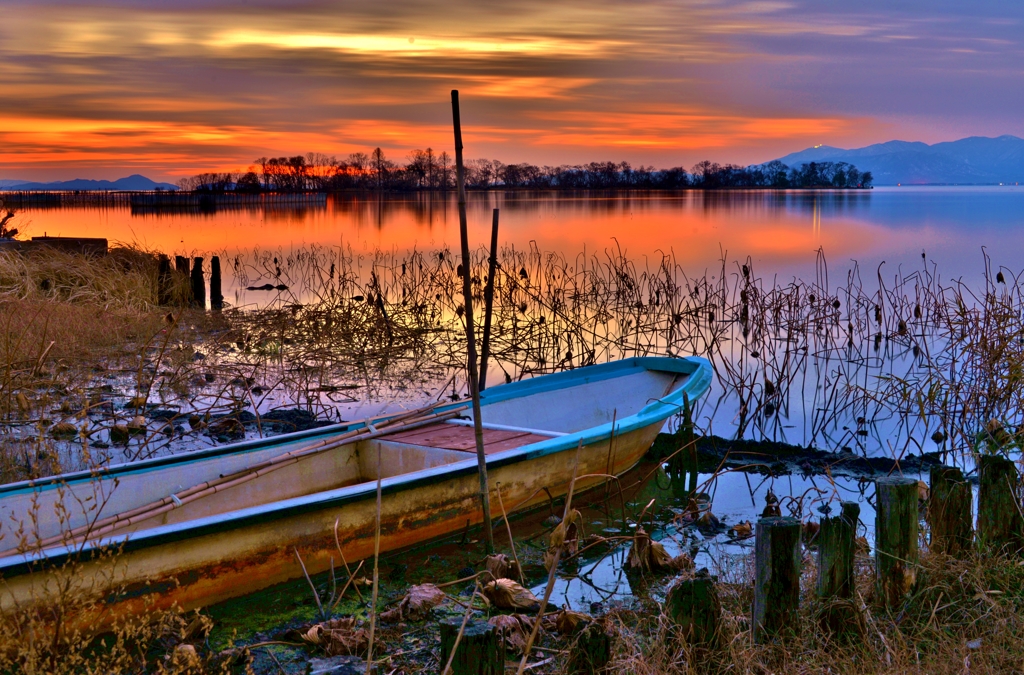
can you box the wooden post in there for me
[566,621,611,674]
[175,255,191,306]
[665,569,721,646]
[478,208,499,391]
[752,516,801,643]
[451,89,493,552]
[667,394,698,496]
[875,476,918,608]
[978,454,1023,553]
[440,620,504,675]
[157,254,172,305]
[817,501,859,599]
[928,465,973,556]
[210,255,223,311]
[190,257,205,309]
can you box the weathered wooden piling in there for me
[752,516,801,643]
[451,88,494,552]
[665,569,721,646]
[173,256,193,305]
[928,465,973,556]
[668,393,698,496]
[566,621,611,674]
[157,254,172,305]
[978,454,1023,553]
[815,502,864,638]
[875,477,918,608]
[478,208,499,391]
[817,501,860,599]
[440,620,504,675]
[190,257,205,309]
[210,255,223,311]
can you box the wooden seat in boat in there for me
[384,421,551,454]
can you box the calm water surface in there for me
[15,187,1024,455]
[17,187,1024,290]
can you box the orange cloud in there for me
[0,0,990,180]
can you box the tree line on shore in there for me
[175,149,873,193]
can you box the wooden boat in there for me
[0,356,711,625]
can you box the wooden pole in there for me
[210,255,223,311]
[875,476,918,608]
[978,454,1023,553]
[814,502,864,639]
[452,89,494,553]
[190,257,205,309]
[479,208,499,392]
[817,501,859,599]
[157,254,172,305]
[175,255,191,306]
[752,516,801,643]
[440,620,504,675]
[928,465,973,556]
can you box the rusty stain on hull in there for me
[0,425,657,631]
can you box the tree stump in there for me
[190,257,206,309]
[928,465,973,556]
[439,620,504,675]
[978,454,1023,553]
[665,569,721,647]
[752,516,801,643]
[817,501,859,599]
[875,477,918,608]
[210,255,224,311]
[566,621,611,674]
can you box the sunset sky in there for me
[1,0,1021,182]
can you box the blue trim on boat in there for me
[0,356,712,577]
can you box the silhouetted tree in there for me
[235,171,262,193]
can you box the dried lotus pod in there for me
[544,509,583,570]
[628,526,691,572]
[555,608,591,635]
[380,583,445,622]
[297,617,368,656]
[484,553,521,582]
[483,578,540,611]
[729,520,753,539]
[488,613,533,652]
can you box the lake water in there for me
[15,187,1024,290]
[13,186,1024,457]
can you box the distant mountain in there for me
[773,135,1024,185]
[0,174,177,191]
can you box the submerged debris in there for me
[379,583,446,623]
[627,525,693,573]
[293,617,368,656]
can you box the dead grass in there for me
[0,245,189,311]
[603,549,1024,675]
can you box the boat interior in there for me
[0,366,688,548]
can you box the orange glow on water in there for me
[15,193,897,271]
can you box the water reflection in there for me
[16,188,1024,285]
